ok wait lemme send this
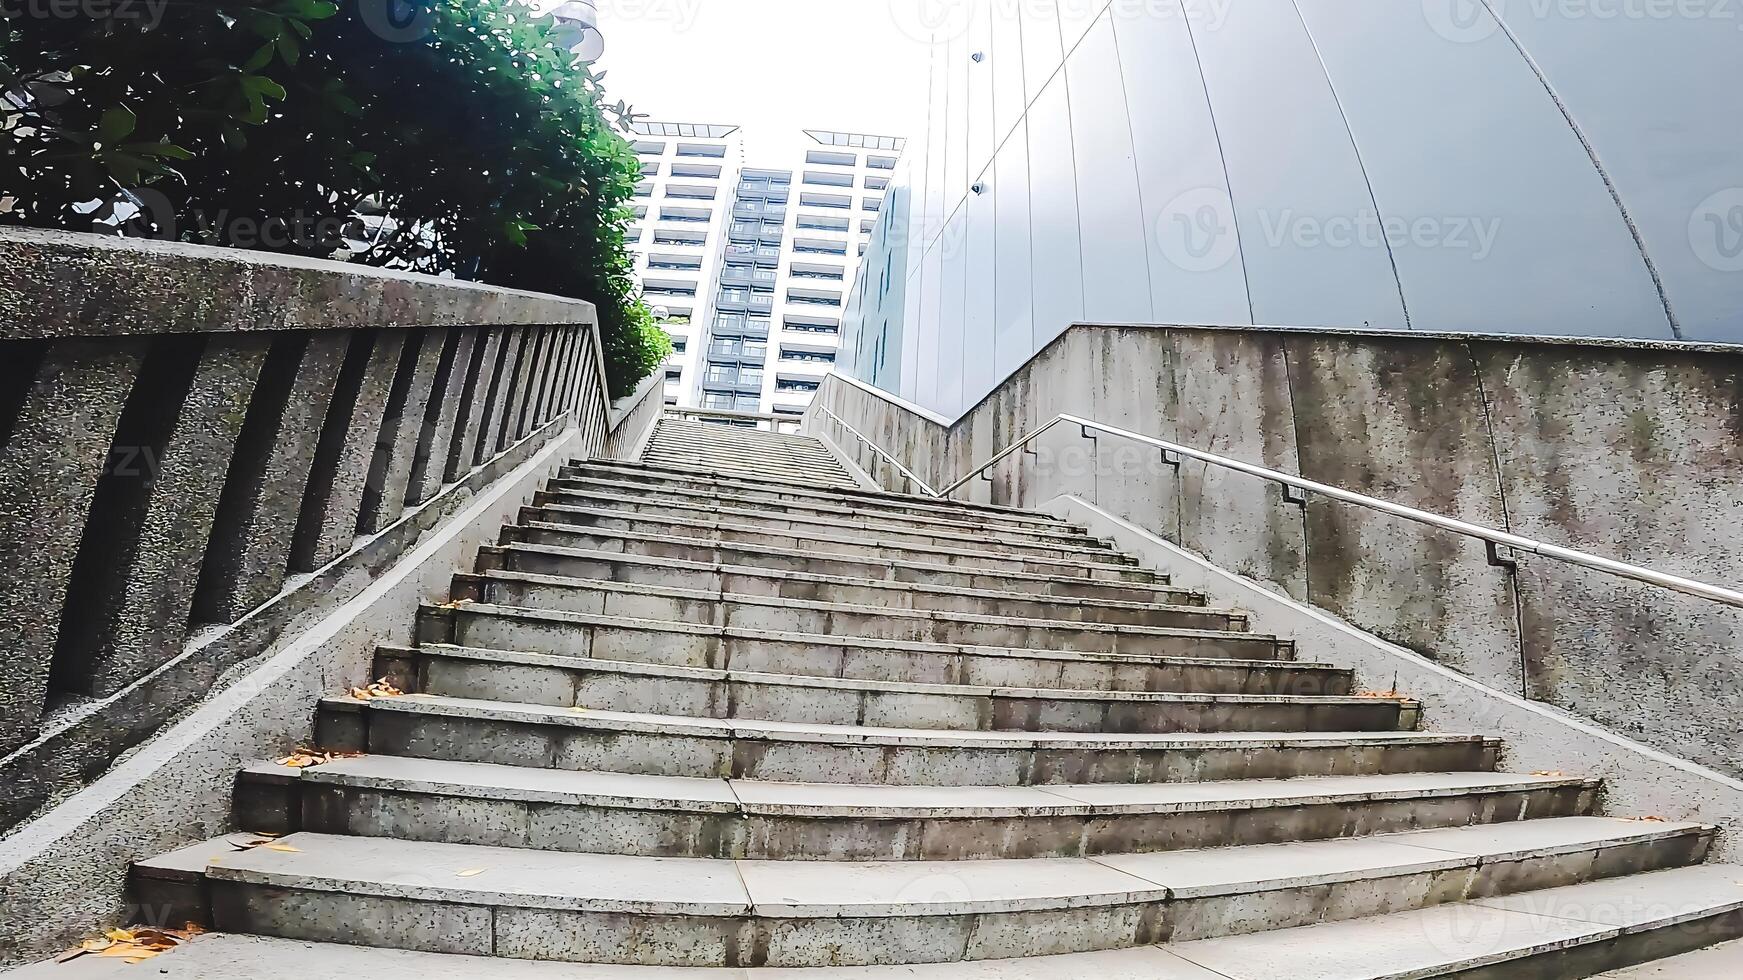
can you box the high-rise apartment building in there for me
[627,122,904,417]
[625,121,744,409]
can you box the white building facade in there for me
[840,0,1743,418]
[629,124,904,417]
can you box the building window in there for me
[633,140,667,155]
[781,348,837,364]
[676,142,728,158]
[864,175,889,190]
[806,150,857,166]
[867,154,898,170]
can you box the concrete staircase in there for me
[106,418,1743,977]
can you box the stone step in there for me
[501,526,1178,602]
[529,492,1122,561]
[488,533,1199,603]
[420,597,1285,666]
[458,567,1242,637]
[481,543,1213,620]
[642,441,847,467]
[130,818,1714,967]
[449,571,1289,662]
[41,865,1743,977]
[652,420,839,453]
[548,473,1101,546]
[638,453,857,486]
[388,644,1401,733]
[567,459,1070,529]
[238,755,1599,861]
[313,694,1498,785]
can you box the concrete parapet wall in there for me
[807,323,1743,780]
[0,229,649,832]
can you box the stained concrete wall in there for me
[807,323,1743,779]
[0,228,633,833]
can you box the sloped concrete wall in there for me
[807,323,1743,779]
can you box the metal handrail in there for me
[814,405,941,497]
[886,410,1743,611]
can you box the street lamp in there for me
[549,1,605,62]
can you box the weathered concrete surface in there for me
[360,329,448,535]
[806,323,1743,780]
[1285,336,1523,694]
[56,335,272,697]
[0,227,597,340]
[0,429,585,967]
[479,327,529,462]
[0,340,146,754]
[1473,343,1743,776]
[191,333,347,623]
[445,328,507,481]
[291,331,406,571]
[405,329,478,506]
[1048,493,1743,865]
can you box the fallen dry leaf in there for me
[277,747,365,769]
[456,868,487,877]
[1354,690,1401,699]
[349,678,405,701]
[226,836,301,853]
[1633,815,1667,822]
[59,923,204,963]
[438,598,474,610]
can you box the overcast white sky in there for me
[577,0,934,163]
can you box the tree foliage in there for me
[0,0,667,396]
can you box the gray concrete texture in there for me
[806,324,1743,780]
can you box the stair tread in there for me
[1169,863,1743,978]
[335,692,1479,749]
[508,535,1178,596]
[283,754,1590,817]
[472,567,1242,626]
[492,542,1203,607]
[446,599,1275,647]
[419,638,1327,676]
[518,519,1149,577]
[411,644,1373,705]
[142,818,1709,919]
[35,865,1743,977]
[548,476,1098,541]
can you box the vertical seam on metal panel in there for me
[1052,8,1091,332]
[1289,0,1412,330]
[1178,0,1256,324]
[1476,0,1681,340]
[1107,11,1160,321]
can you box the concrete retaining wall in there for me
[807,323,1743,781]
[0,228,639,832]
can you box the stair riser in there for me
[410,657,1401,734]
[530,495,1120,561]
[469,573,1238,634]
[504,527,1172,599]
[320,706,1494,786]
[435,606,1288,673]
[642,449,846,471]
[512,521,1152,583]
[549,477,1097,545]
[490,545,1201,608]
[189,833,1709,967]
[1451,907,1743,980]
[564,463,1066,530]
[458,583,1274,662]
[640,458,854,485]
[273,781,1596,861]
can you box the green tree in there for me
[0,0,667,396]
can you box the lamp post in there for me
[549,1,605,62]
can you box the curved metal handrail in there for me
[814,405,941,497]
[897,410,1743,611]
